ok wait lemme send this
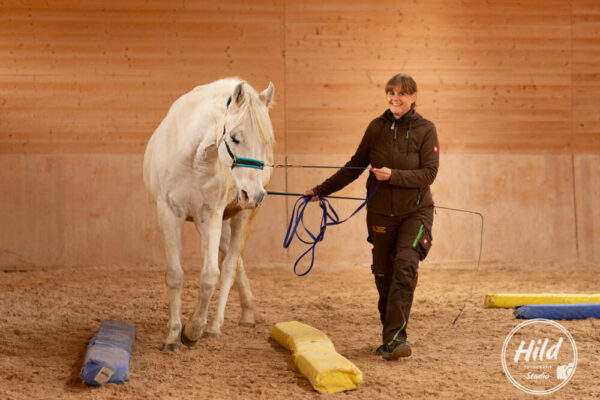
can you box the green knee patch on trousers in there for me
[412,224,424,248]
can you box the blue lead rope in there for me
[283,183,379,276]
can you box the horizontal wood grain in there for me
[1,0,598,154]
[0,0,286,154]
[1,1,599,267]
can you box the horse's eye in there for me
[230,134,240,144]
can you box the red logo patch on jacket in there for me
[434,146,438,152]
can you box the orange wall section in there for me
[285,0,579,155]
[0,1,286,154]
[1,1,599,268]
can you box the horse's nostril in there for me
[240,190,249,202]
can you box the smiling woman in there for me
[303,72,440,361]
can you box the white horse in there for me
[143,78,275,351]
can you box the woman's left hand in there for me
[371,167,391,181]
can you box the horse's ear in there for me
[233,82,245,105]
[260,82,275,108]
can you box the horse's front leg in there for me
[181,210,222,345]
[206,209,255,338]
[157,202,185,352]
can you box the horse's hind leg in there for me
[236,257,255,328]
[157,202,185,352]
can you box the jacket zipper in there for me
[390,121,396,214]
[405,119,413,155]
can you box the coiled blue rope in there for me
[283,183,379,276]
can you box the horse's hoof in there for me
[205,332,221,339]
[180,328,198,347]
[162,342,181,352]
[239,322,255,328]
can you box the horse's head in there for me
[219,81,275,209]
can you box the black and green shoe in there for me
[375,344,386,356]
[381,340,412,360]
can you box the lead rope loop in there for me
[283,183,379,276]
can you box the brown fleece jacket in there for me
[312,108,439,216]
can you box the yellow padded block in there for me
[484,293,600,308]
[270,321,362,393]
[295,351,363,394]
[270,321,335,354]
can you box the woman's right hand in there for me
[303,189,319,202]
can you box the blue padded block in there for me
[80,319,136,385]
[514,303,600,320]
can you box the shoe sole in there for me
[382,344,412,360]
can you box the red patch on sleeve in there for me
[434,146,438,152]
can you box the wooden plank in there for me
[0,0,285,154]
[572,0,600,152]
[284,0,574,155]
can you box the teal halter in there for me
[220,95,265,170]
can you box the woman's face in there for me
[387,86,416,118]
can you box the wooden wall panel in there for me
[0,154,289,267]
[0,1,286,154]
[572,0,600,153]
[574,155,600,259]
[1,1,600,267]
[285,0,574,155]
[430,154,578,261]
[572,2,600,258]
[0,1,288,267]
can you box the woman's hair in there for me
[385,73,417,108]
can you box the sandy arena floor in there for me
[1,260,599,399]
